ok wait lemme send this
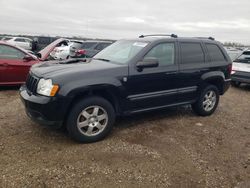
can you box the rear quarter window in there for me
[206,44,226,62]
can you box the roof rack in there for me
[139,34,178,38]
[195,37,215,40]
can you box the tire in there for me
[231,81,241,87]
[192,85,219,116]
[66,96,115,143]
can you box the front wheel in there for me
[192,85,219,116]
[66,96,115,143]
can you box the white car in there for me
[2,37,33,50]
[231,50,250,86]
[50,40,84,60]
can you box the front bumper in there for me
[20,85,69,128]
[231,71,250,84]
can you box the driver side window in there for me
[0,44,25,59]
[144,43,175,66]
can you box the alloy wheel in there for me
[77,106,108,136]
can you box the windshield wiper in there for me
[93,58,110,62]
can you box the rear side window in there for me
[144,43,175,66]
[180,43,205,64]
[0,45,25,59]
[206,44,225,62]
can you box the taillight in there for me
[75,49,85,55]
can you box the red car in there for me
[0,38,68,86]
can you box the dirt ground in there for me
[0,86,249,188]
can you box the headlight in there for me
[36,78,59,97]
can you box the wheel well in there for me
[204,78,224,94]
[65,88,121,122]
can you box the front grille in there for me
[26,74,39,94]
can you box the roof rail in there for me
[195,37,215,40]
[139,34,178,38]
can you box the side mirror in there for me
[23,55,34,62]
[136,57,159,71]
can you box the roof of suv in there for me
[131,35,219,44]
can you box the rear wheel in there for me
[66,96,115,143]
[192,85,219,116]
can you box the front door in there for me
[126,42,179,112]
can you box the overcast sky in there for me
[0,0,250,44]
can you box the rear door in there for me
[0,44,35,84]
[177,41,210,103]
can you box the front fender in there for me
[58,77,124,98]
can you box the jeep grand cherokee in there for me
[20,34,232,143]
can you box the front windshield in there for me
[94,40,148,64]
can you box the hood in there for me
[31,58,127,79]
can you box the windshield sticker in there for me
[133,42,148,47]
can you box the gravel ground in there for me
[0,86,249,188]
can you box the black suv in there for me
[20,34,232,143]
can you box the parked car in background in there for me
[36,38,69,61]
[50,40,83,60]
[20,35,231,143]
[33,36,58,52]
[2,37,33,51]
[231,50,250,86]
[69,40,113,58]
[225,47,243,61]
[0,38,68,85]
[0,41,38,85]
